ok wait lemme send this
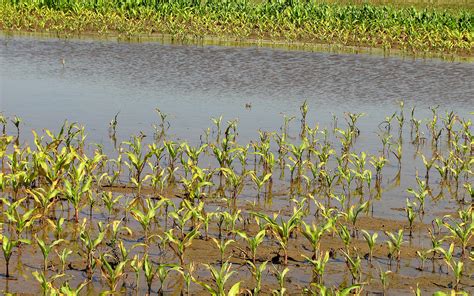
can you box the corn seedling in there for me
[341,249,362,284]
[301,220,332,260]
[246,260,268,296]
[34,235,64,273]
[235,229,266,264]
[97,253,128,292]
[192,261,241,296]
[361,230,378,264]
[384,229,404,269]
[272,265,290,296]
[165,227,200,266]
[79,220,106,279]
[405,199,417,237]
[303,250,330,285]
[252,206,303,265]
[2,234,30,277]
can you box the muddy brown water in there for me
[0,35,473,295]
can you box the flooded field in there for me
[0,35,473,295]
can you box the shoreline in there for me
[1,3,472,60]
[1,30,473,62]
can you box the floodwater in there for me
[0,35,473,295]
[1,35,473,218]
[1,35,473,145]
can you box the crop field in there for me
[0,0,473,56]
[0,1,473,295]
[0,103,473,295]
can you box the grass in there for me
[0,0,473,56]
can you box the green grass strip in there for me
[1,0,473,56]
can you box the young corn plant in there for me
[246,260,268,296]
[345,112,364,137]
[380,112,396,133]
[344,200,369,237]
[11,116,21,145]
[450,259,464,291]
[79,220,106,280]
[183,143,207,166]
[130,254,143,292]
[101,191,123,220]
[338,224,352,254]
[442,211,474,258]
[309,283,362,296]
[435,242,456,274]
[180,165,213,204]
[287,139,309,182]
[405,199,417,237]
[192,262,241,296]
[97,253,128,292]
[4,197,39,240]
[156,263,181,295]
[221,167,246,206]
[130,198,161,245]
[385,229,404,269]
[56,247,72,274]
[32,270,64,296]
[164,140,183,174]
[27,184,60,221]
[370,155,388,184]
[58,280,89,296]
[249,171,272,200]
[407,176,429,215]
[421,154,436,182]
[416,249,430,271]
[391,141,403,168]
[302,250,330,285]
[165,227,200,266]
[379,267,392,295]
[301,220,332,260]
[235,229,266,264]
[361,230,378,264]
[212,237,234,265]
[271,266,290,296]
[124,135,152,186]
[46,217,66,240]
[34,235,64,273]
[177,262,195,296]
[2,234,30,278]
[142,254,157,295]
[252,206,303,265]
[64,160,92,222]
[341,249,362,284]
[300,100,309,137]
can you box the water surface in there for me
[0,35,473,221]
[1,34,474,295]
[1,35,473,145]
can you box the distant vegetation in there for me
[0,0,473,55]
